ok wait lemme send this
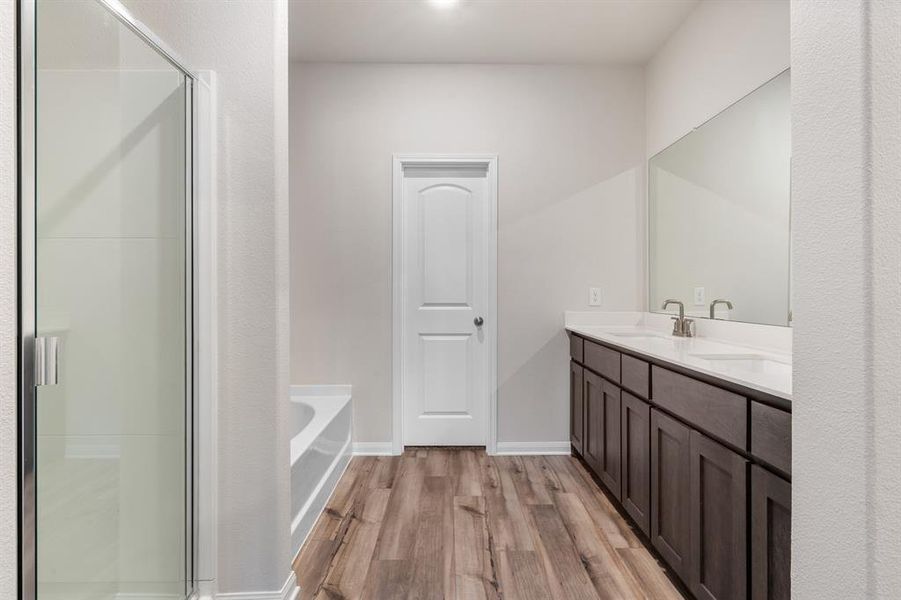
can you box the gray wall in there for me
[121,1,292,594]
[290,63,646,445]
[1,0,17,596]
[645,0,790,157]
[792,0,901,596]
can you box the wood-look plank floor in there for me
[293,448,685,600]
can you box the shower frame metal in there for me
[17,0,200,598]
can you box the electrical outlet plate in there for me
[589,287,602,307]
[693,286,706,305]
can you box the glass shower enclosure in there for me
[19,1,197,598]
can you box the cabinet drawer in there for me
[621,354,649,398]
[584,340,620,383]
[651,366,747,449]
[570,333,584,363]
[751,402,791,476]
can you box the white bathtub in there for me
[289,385,353,560]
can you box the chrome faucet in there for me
[662,299,694,337]
[709,299,734,319]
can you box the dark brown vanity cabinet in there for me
[650,408,692,582]
[568,332,791,600]
[570,361,584,455]
[751,466,791,600]
[621,391,650,535]
[689,431,748,600]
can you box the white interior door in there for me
[399,159,495,447]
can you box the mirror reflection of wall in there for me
[649,69,791,327]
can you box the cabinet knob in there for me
[474,316,484,327]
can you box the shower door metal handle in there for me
[34,336,60,386]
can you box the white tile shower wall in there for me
[290,63,646,446]
[35,69,187,595]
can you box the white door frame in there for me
[392,154,498,455]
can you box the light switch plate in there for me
[589,287,602,306]
[694,286,706,306]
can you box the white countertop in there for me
[567,323,792,401]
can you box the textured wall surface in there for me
[645,0,789,156]
[290,63,646,445]
[0,0,17,597]
[120,1,292,594]
[792,0,901,597]
[866,3,901,594]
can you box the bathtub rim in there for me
[289,385,352,466]
[289,384,353,564]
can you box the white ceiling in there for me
[289,0,699,65]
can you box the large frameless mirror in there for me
[648,70,791,327]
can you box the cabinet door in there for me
[690,431,749,600]
[650,409,691,582]
[570,361,584,455]
[598,379,622,499]
[621,391,650,535]
[751,466,791,600]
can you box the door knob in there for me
[474,316,484,327]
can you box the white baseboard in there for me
[494,441,572,455]
[353,441,571,456]
[353,441,395,456]
[191,581,214,600]
[282,573,299,600]
[209,571,297,600]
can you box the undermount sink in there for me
[689,353,791,376]
[610,331,668,340]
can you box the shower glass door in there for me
[24,1,194,598]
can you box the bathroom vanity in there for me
[567,324,791,600]
[567,62,792,600]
